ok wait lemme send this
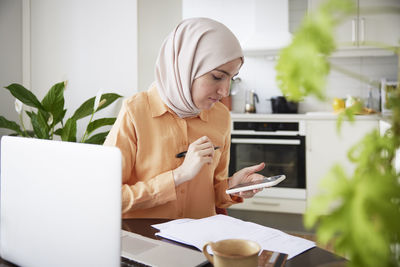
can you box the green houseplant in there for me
[0,81,122,144]
[275,0,400,266]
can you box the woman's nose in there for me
[217,82,230,98]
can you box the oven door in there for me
[229,135,305,189]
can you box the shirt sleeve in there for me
[213,120,243,208]
[104,100,177,214]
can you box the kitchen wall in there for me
[29,0,138,138]
[183,0,399,114]
[137,0,182,92]
[0,0,23,137]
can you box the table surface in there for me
[0,218,346,267]
[122,218,346,267]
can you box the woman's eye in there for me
[212,74,223,80]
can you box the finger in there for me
[198,146,215,157]
[253,188,263,193]
[239,191,254,198]
[251,175,265,181]
[193,136,211,145]
[201,156,213,165]
[243,162,266,175]
[231,192,242,198]
[238,187,262,198]
[238,173,264,185]
[197,142,214,151]
[187,138,212,155]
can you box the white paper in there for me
[152,218,193,230]
[152,215,315,259]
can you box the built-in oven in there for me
[229,116,306,207]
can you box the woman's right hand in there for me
[173,136,215,186]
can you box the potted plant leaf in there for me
[0,81,122,144]
[275,0,400,266]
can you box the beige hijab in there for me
[155,17,243,118]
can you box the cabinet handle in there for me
[231,138,301,145]
[351,18,357,45]
[252,201,280,207]
[360,18,365,45]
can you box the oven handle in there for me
[231,138,301,145]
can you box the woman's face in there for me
[191,58,242,110]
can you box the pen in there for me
[176,146,220,158]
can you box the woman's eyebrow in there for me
[214,69,237,77]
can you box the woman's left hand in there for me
[228,162,266,198]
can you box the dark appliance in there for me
[229,119,306,199]
[270,96,298,113]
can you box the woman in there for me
[104,17,265,219]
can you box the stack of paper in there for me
[152,215,315,259]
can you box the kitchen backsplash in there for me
[235,55,398,114]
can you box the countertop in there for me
[230,112,383,121]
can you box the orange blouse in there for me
[104,85,241,219]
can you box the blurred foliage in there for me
[276,0,400,266]
[0,82,122,144]
[304,126,400,267]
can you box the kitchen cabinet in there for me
[308,0,400,55]
[306,119,378,204]
[228,194,306,214]
[183,0,308,57]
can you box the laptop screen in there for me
[0,136,122,267]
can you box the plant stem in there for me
[393,47,400,144]
[50,126,54,139]
[80,111,95,143]
[19,112,27,137]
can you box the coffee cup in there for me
[202,239,261,267]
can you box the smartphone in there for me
[225,175,286,194]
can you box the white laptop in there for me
[0,136,122,267]
[121,230,207,266]
[0,136,207,267]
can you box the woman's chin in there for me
[206,102,217,110]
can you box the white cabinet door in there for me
[308,0,400,49]
[308,0,357,48]
[360,0,400,47]
[306,120,378,204]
